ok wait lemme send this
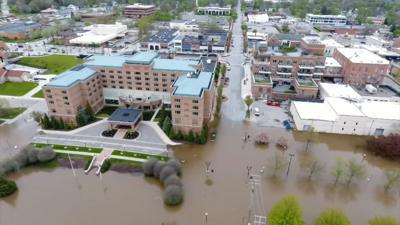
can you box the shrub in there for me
[315,208,350,225]
[368,216,399,225]
[100,159,111,173]
[0,177,18,198]
[366,134,400,159]
[163,174,182,187]
[255,132,269,145]
[164,184,184,206]
[160,166,176,182]
[37,146,56,162]
[143,158,159,176]
[166,159,182,176]
[268,195,304,225]
[153,161,167,178]
[277,137,288,149]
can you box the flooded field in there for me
[1,115,400,225]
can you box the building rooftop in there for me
[319,83,361,101]
[0,22,40,33]
[85,55,130,67]
[146,29,178,44]
[359,101,400,120]
[125,3,155,9]
[325,97,365,117]
[46,66,97,88]
[152,58,197,72]
[321,39,344,48]
[336,48,389,65]
[324,57,341,67]
[126,52,158,64]
[173,72,213,97]
[108,108,143,123]
[302,36,322,45]
[306,13,346,19]
[292,101,337,121]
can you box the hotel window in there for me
[103,85,107,88]
[145,83,150,86]
[171,79,175,82]
[64,102,70,105]
[162,79,167,82]
[135,72,141,75]
[52,109,57,113]
[175,99,180,102]
[163,89,167,92]
[146,88,150,90]
[112,85,116,88]
[162,74,167,76]
[109,70,114,73]
[126,71,131,75]
[63,96,68,100]
[175,105,181,108]
[137,87,142,90]
[47,95,53,98]
[192,112,198,115]
[154,78,159,81]
[145,78,150,81]
[136,82,142,85]
[127,81,132,85]
[49,101,54,104]
[111,81,115,84]
[171,74,175,77]
[45,90,51,93]
[175,110,181,114]
[102,80,107,83]
[127,76,132,79]
[153,73,158,76]
[119,81,123,84]
[62,90,67,94]
[110,75,114,78]
[117,71,122,74]
[155,88,159,91]
[154,83,159,86]
[119,86,124,89]
[162,84,167,87]
[192,100,198,103]
[144,72,149,75]
[100,69,105,73]
[193,106,198,109]
[118,76,122,79]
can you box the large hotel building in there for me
[42,52,217,134]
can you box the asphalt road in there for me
[221,5,247,122]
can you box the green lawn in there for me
[17,55,83,74]
[32,89,44,98]
[112,150,169,161]
[0,82,38,96]
[0,107,26,119]
[32,143,103,154]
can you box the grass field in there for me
[112,150,168,161]
[17,55,83,74]
[33,143,103,154]
[0,107,26,119]
[96,106,118,118]
[0,82,38,96]
[32,89,44,98]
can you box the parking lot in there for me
[251,100,291,128]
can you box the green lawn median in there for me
[0,82,38,96]
[112,150,168,161]
[32,89,44,98]
[32,143,103,154]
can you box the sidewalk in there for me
[140,121,181,146]
[24,85,42,98]
[241,62,253,99]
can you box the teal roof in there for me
[46,66,97,88]
[153,58,197,72]
[173,72,213,97]
[126,52,159,64]
[84,55,128,67]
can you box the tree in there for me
[160,166,176,182]
[255,132,269,145]
[368,216,399,225]
[162,116,172,134]
[163,174,182,187]
[153,161,167,178]
[166,159,182,176]
[143,158,159,176]
[36,146,56,162]
[366,134,400,159]
[244,95,253,118]
[300,156,324,181]
[315,208,350,225]
[268,195,305,225]
[267,152,288,177]
[282,24,290,33]
[330,158,345,185]
[383,170,400,192]
[345,159,366,185]
[0,99,9,116]
[0,176,18,198]
[164,184,184,206]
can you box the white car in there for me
[254,107,260,116]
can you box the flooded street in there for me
[1,115,400,225]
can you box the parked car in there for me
[266,101,280,107]
[283,120,294,129]
[254,107,260,116]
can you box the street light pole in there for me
[246,165,252,178]
[204,212,208,224]
[286,153,295,177]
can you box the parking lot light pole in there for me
[286,153,295,177]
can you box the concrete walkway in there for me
[24,85,42,98]
[242,62,253,99]
[140,121,180,146]
[114,129,127,139]
[95,148,113,167]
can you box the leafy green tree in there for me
[268,195,305,225]
[383,170,400,192]
[331,158,345,185]
[244,95,253,118]
[267,152,288,178]
[345,159,367,185]
[315,208,350,225]
[162,116,172,134]
[300,156,324,181]
[368,216,399,225]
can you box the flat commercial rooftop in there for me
[325,97,365,117]
[292,101,337,121]
[359,101,400,120]
[319,83,361,100]
[46,66,97,88]
[126,52,158,64]
[85,55,130,67]
[336,48,389,65]
[109,108,143,123]
[173,72,213,97]
[152,58,197,72]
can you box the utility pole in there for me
[286,153,295,177]
[246,165,252,178]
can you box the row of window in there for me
[175,110,199,116]
[174,99,199,104]
[102,85,168,92]
[99,70,176,77]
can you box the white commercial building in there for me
[290,97,400,136]
[322,39,344,56]
[169,20,200,36]
[305,14,347,26]
[69,23,128,45]
[247,14,269,24]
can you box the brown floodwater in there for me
[1,115,400,225]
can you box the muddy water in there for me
[1,115,400,225]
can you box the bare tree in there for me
[267,152,288,177]
[345,159,367,185]
[300,156,325,181]
[330,157,346,185]
[383,170,400,192]
[276,137,288,150]
[255,132,269,145]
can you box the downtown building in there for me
[42,52,217,134]
[123,3,156,18]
